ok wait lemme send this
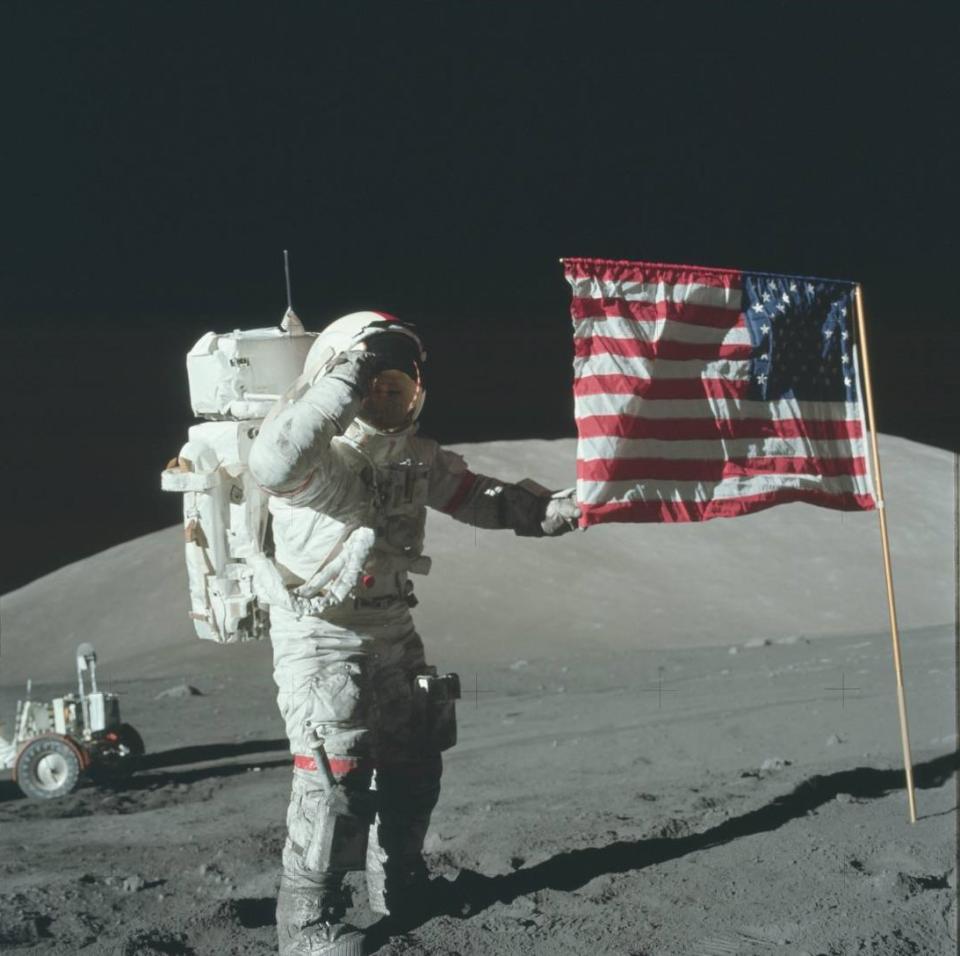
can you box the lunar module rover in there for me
[0,644,144,799]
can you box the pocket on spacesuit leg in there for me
[287,781,374,875]
[303,789,372,874]
[302,660,371,754]
[308,660,366,719]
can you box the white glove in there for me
[294,526,376,611]
[540,487,582,536]
[247,527,376,619]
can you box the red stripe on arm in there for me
[254,469,317,498]
[440,470,478,515]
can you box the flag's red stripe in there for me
[574,336,752,362]
[571,297,744,328]
[574,375,750,400]
[576,415,863,442]
[578,456,867,482]
[579,489,875,525]
[564,258,742,288]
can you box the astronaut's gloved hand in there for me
[326,348,380,399]
[540,488,581,536]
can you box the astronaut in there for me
[248,311,580,956]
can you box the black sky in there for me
[3,1,958,592]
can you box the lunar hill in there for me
[0,434,953,684]
[0,435,956,955]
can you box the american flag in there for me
[563,258,877,526]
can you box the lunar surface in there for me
[1,436,956,955]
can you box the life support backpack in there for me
[161,310,315,643]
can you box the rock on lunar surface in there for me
[155,683,204,699]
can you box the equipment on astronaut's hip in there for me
[415,667,461,753]
[0,644,145,800]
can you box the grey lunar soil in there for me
[0,436,957,955]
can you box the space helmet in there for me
[303,311,427,431]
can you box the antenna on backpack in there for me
[284,249,294,313]
[280,250,304,333]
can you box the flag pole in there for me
[853,284,917,823]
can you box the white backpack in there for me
[161,310,315,643]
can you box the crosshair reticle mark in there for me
[824,671,861,710]
[469,673,497,709]
[637,666,681,709]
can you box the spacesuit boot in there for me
[276,869,366,956]
[365,756,442,924]
[276,766,376,956]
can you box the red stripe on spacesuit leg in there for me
[293,754,369,775]
[440,470,478,515]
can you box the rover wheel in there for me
[14,736,82,799]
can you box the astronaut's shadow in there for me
[372,749,958,942]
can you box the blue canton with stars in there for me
[742,274,857,403]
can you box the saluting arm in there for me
[248,352,376,503]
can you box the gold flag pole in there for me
[853,284,917,823]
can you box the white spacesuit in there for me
[247,311,579,956]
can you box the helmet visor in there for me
[359,369,422,431]
[364,331,423,382]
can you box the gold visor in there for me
[359,369,422,431]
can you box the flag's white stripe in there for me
[568,277,742,310]
[574,355,751,381]
[578,472,870,505]
[578,435,868,462]
[574,394,864,422]
[573,316,753,345]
